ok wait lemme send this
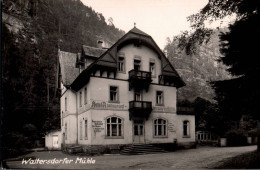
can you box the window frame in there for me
[79,91,82,107]
[79,120,83,140]
[84,119,88,140]
[109,86,119,103]
[183,120,190,138]
[156,90,164,106]
[84,87,87,104]
[65,122,67,140]
[117,54,126,73]
[133,56,141,71]
[105,116,124,139]
[149,60,156,77]
[153,118,168,138]
[65,97,67,111]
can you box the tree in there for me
[178,0,259,149]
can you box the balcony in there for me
[159,74,185,88]
[128,70,152,91]
[129,101,152,120]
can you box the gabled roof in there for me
[70,27,185,91]
[129,27,151,37]
[58,51,79,86]
[82,45,107,58]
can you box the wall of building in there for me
[175,115,196,144]
[116,44,161,83]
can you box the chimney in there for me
[97,40,103,48]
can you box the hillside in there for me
[165,29,231,102]
[1,0,124,156]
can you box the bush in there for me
[225,131,248,146]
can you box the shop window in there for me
[118,56,125,72]
[109,86,119,102]
[156,91,164,105]
[183,120,190,137]
[106,117,123,137]
[154,118,167,137]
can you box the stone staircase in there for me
[120,144,167,155]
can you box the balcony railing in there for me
[129,70,152,80]
[128,70,152,91]
[129,101,152,120]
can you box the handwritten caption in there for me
[22,157,95,165]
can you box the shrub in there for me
[225,131,247,146]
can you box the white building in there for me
[58,27,195,152]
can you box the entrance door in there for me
[53,135,59,148]
[133,120,145,143]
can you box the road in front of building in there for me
[5,145,257,169]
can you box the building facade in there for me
[59,27,195,150]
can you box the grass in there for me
[214,151,260,169]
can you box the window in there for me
[149,62,155,77]
[65,97,67,111]
[106,117,122,137]
[79,121,82,140]
[154,118,167,137]
[85,119,87,139]
[156,91,164,105]
[65,123,67,140]
[134,59,141,71]
[183,120,190,137]
[118,56,125,72]
[79,91,82,107]
[109,86,118,102]
[134,90,142,101]
[84,88,87,104]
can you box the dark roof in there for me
[82,45,107,58]
[129,27,151,37]
[58,51,79,86]
[70,27,185,91]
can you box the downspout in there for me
[75,87,78,145]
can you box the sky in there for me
[81,0,209,49]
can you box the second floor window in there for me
[156,91,164,105]
[110,86,118,102]
[118,56,125,72]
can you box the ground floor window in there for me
[85,119,87,139]
[183,120,190,137]
[106,117,122,137]
[154,118,167,137]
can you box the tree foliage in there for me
[1,0,124,158]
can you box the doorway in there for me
[133,119,145,143]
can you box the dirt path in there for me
[5,145,257,169]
